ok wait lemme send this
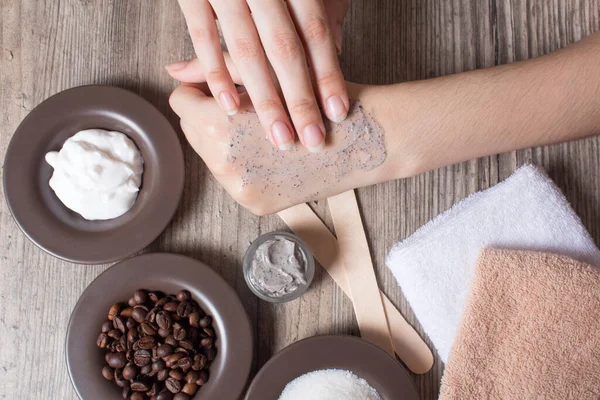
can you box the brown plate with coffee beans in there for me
[66,253,253,400]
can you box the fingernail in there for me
[326,95,348,123]
[165,60,189,72]
[219,92,238,116]
[303,124,325,153]
[272,121,294,150]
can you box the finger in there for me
[287,0,350,123]
[178,0,240,116]
[210,0,296,151]
[247,0,327,152]
[323,0,349,54]
[166,54,243,85]
[169,84,215,122]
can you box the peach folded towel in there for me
[441,249,600,400]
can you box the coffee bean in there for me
[196,370,208,385]
[199,315,212,328]
[121,386,132,399]
[157,391,174,400]
[156,311,172,330]
[132,307,147,323]
[174,347,189,356]
[126,317,136,330]
[184,371,198,384]
[188,328,199,344]
[101,321,113,333]
[147,308,160,325]
[99,289,215,397]
[176,302,194,318]
[171,314,182,323]
[148,292,161,304]
[136,336,156,350]
[176,290,191,302]
[106,352,127,369]
[113,316,127,333]
[120,335,128,350]
[163,302,178,313]
[134,349,152,367]
[130,392,145,400]
[107,329,122,340]
[114,368,128,388]
[181,382,198,396]
[120,307,133,318]
[134,289,148,305]
[97,333,110,348]
[176,356,192,371]
[131,377,152,392]
[157,369,170,382]
[156,296,174,307]
[165,352,184,368]
[127,327,138,344]
[188,312,200,328]
[152,359,166,372]
[128,296,137,307]
[172,324,186,341]
[122,364,138,380]
[102,365,114,380]
[141,363,153,375]
[108,303,121,321]
[165,335,178,347]
[157,344,173,358]
[192,354,206,371]
[158,328,170,338]
[206,347,217,361]
[147,382,161,397]
[141,322,158,336]
[165,377,182,393]
[168,370,184,381]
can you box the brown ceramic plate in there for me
[245,335,419,400]
[3,85,184,264]
[66,253,253,400]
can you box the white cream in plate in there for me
[45,129,143,220]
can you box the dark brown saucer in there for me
[66,253,253,400]
[245,335,419,400]
[3,85,184,264]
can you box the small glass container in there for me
[243,231,315,303]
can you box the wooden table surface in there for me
[1,1,599,399]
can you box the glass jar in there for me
[243,231,315,303]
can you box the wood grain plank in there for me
[1,1,599,399]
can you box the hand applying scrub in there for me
[169,0,351,153]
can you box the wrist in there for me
[346,82,424,185]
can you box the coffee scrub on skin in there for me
[227,101,387,203]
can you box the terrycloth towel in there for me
[386,164,600,362]
[440,249,600,400]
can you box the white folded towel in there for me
[386,164,600,363]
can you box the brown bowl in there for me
[245,335,419,400]
[3,85,184,264]
[66,253,254,400]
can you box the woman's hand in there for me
[173,0,350,153]
[168,79,398,216]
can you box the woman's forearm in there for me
[358,32,600,182]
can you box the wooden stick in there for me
[328,190,394,355]
[278,202,434,374]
